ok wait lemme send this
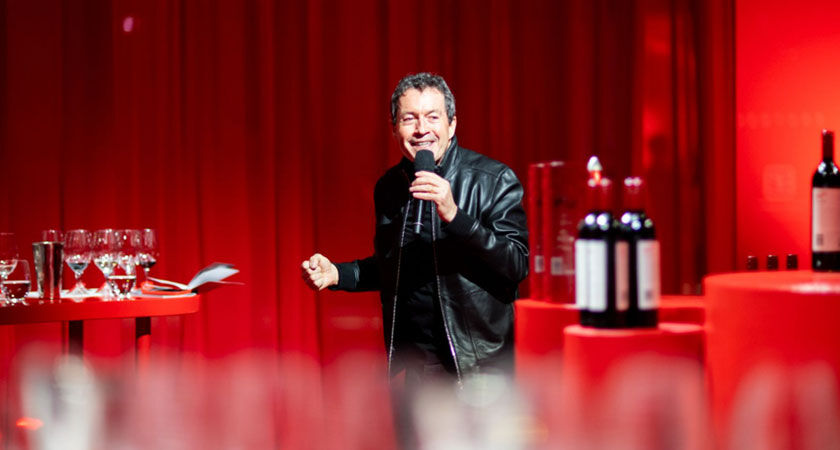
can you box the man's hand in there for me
[301,253,338,291]
[410,171,458,222]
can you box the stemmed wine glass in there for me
[116,229,140,269]
[137,229,159,283]
[3,260,31,305]
[111,229,140,300]
[0,233,20,304]
[108,260,137,300]
[93,229,119,298]
[64,230,93,297]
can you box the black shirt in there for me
[394,194,452,370]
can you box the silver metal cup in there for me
[33,241,63,301]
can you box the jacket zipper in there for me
[386,199,411,378]
[389,171,462,385]
[430,201,463,384]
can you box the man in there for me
[301,73,528,385]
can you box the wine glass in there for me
[0,233,20,303]
[64,230,93,296]
[113,230,140,299]
[137,229,159,282]
[93,229,119,298]
[41,229,64,243]
[108,259,137,300]
[116,229,141,269]
[3,259,31,305]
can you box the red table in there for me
[0,295,200,362]
[705,270,840,449]
[514,295,704,354]
[563,322,705,383]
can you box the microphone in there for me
[412,150,436,234]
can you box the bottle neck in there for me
[823,146,834,162]
[823,131,834,162]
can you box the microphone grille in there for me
[414,150,436,172]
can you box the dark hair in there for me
[390,72,456,125]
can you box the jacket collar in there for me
[438,136,460,178]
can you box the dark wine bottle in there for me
[766,254,779,271]
[575,156,627,328]
[786,253,798,270]
[745,255,759,271]
[812,129,840,271]
[620,177,659,328]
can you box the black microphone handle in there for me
[411,150,435,235]
[412,198,425,234]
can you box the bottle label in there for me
[534,255,545,273]
[574,240,588,309]
[637,240,661,310]
[575,239,607,312]
[550,256,565,275]
[615,241,629,312]
[813,187,840,252]
[585,240,607,312]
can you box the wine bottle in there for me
[786,253,798,270]
[812,129,840,271]
[620,177,659,328]
[766,254,779,271]
[575,156,627,328]
[745,255,759,271]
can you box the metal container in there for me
[33,241,63,301]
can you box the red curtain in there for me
[0,0,733,366]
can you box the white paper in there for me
[148,262,239,292]
[187,263,239,290]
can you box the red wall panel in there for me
[736,0,840,268]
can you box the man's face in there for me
[393,88,457,163]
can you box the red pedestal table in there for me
[0,294,199,365]
[514,295,704,357]
[551,323,706,448]
[514,296,704,388]
[563,323,705,382]
[705,270,840,449]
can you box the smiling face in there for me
[393,88,457,163]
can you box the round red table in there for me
[705,270,840,449]
[514,295,704,356]
[514,300,578,381]
[0,294,200,362]
[563,322,705,383]
[660,294,705,325]
[514,299,579,356]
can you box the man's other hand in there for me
[301,253,338,291]
[410,170,458,222]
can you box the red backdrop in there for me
[0,0,733,365]
[735,0,840,270]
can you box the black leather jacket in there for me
[333,137,529,380]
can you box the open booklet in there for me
[147,262,242,294]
